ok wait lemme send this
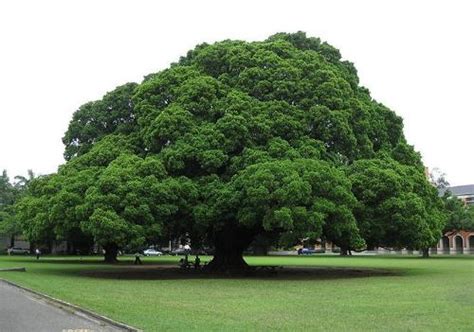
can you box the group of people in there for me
[133,250,202,269]
[179,255,201,269]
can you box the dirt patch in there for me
[79,265,399,280]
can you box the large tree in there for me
[17,32,444,268]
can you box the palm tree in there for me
[14,169,35,190]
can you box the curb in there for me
[0,278,141,332]
[0,267,26,272]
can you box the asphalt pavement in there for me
[0,280,124,332]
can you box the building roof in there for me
[439,184,474,197]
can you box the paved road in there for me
[0,281,124,332]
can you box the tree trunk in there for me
[10,235,14,248]
[421,248,430,258]
[205,226,254,272]
[206,249,249,271]
[103,243,119,263]
[253,245,269,256]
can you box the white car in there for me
[143,249,163,256]
[7,247,30,255]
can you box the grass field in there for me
[0,254,473,331]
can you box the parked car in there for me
[7,247,30,255]
[159,247,172,254]
[298,248,325,255]
[170,248,189,256]
[143,248,163,256]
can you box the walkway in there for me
[0,280,124,332]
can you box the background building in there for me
[437,184,474,254]
[439,184,474,206]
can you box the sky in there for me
[0,0,473,185]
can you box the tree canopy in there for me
[17,32,445,267]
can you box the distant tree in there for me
[14,169,35,189]
[0,170,15,246]
[467,207,474,231]
[0,170,36,247]
[429,167,450,189]
[0,170,14,207]
[441,193,474,232]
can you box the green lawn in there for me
[0,254,473,331]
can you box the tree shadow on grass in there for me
[4,254,471,267]
[1,255,412,280]
[76,265,403,281]
[1,256,179,266]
